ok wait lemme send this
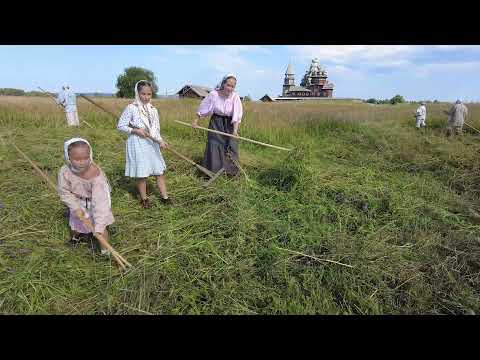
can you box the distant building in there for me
[260,59,335,102]
[281,59,334,98]
[177,85,212,99]
[260,94,275,102]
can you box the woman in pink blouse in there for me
[193,74,243,176]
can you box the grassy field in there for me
[1,96,480,314]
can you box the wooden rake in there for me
[174,120,293,152]
[38,87,93,129]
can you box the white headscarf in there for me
[215,74,237,91]
[64,138,93,174]
[132,80,161,141]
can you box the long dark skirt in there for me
[203,113,239,176]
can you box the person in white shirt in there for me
[56,84,80,126]
[415,102,427,129]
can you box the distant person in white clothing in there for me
[56,84,79,126]
[445,99,469,136]
[415,102,427,129]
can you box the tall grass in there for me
[1,96,480,314]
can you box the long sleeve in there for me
[56,92,65,106]
[57,167,81,212]
[417,106,426,119]
[197,92,215,117]
[91,177,114,234]
[153,108,163,142]
[117,105,133,134]
[232,94,243,123]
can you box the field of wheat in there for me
[1,96,480,314]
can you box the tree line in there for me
[0,88,53,97]
[364,95,440,105]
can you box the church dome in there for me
[285,63,294,75]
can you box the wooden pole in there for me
[128,125,214,178]
[79,95,213,177]
[174,120,292,152]
[13,142,57,191]
[204,168,225,187]
[165,146,214,178]
[79,94,119,119]
[12,142,131,271]
[38,86,61,106]
[38,87,93,129]
[465,122,480,135]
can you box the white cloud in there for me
[164,46,195,55]
[432,45,480,51]
[150,56,168,63]
[162,45,270,56]
[413,61,480,78]
[216,45,272,54]
[330,64,365,81]
[286,45,419,65]
[158,45,271,77]
[287,45,480,69]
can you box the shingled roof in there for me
[177,84,212,98]
[260,94,275,102]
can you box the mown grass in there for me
[1,96,480,314]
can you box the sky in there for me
[1,45,479,102]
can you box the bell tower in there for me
[282,63,295,96]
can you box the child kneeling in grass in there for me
[57,137,114,253]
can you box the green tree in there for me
[115,67,158,98]
[0,88,25,96]
[390,94,405,105]
[365,98,377,104]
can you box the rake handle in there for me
[76,212,131,269]
[175,120,292,152]
[128,125,215,178]
[38,87,64,109]
[79,94,119,119]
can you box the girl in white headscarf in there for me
[193,74,243,176]
[57,138,115,252]
[117,80,172,208]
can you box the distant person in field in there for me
[193,74,243,177]
[117,80,172,209]
[415,101,427,129]
[56,84,79,126]
[57,138,114,253]
[445,99,469,136]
